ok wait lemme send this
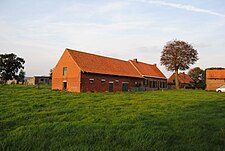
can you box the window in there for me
[164,82,167,88]
[101,79,105,84]
[39,79,44,83]
[135,82,141,87]
[115,80,119,84]
[89,79,94,84]
[149,81,153,88]
[160,82,163,88]
[63,67,68,76]
[153,81,156,88]
[144,79,148,86]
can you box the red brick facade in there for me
[206,69,225,90]
[80,73,143,92]
[52,50,81,92]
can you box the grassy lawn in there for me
[0,85,225,151]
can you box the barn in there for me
[167,72,194,89]
[52,48,167,92]
[206,68,225,90]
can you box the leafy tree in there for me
[188,67,205,89]
[49,68,53,79]
[17,69,26,84]
[0,53,25,83]
[188,67,203,84]
[160,40,198,89]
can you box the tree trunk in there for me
[4,79,7,85]
[175,69,179,90]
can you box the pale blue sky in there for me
[0,0,225,77]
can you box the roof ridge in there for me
[66,48,130,64]
[129,59,155,66]
[129,60,166,79]
[128,60,143,77]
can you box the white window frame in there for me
[89,79,94,84]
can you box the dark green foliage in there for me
[17,70,25,84]
[1,85,225,151]
[188,67,206,89]
[49,68,53,79]
[0,53,25,83]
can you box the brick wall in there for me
[206,69,225,91]
[52,50,81,92]
[206,78,225,90]
[80,73,143,92]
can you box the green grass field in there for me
[0,85,225,151]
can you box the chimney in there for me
[133,58,138,62]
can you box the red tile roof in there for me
[66,48,166,79]
[129,60,166,79]
[67,49,142,78]
[206,69,225,79]
[167,73,175,83]
[168,72,194,84]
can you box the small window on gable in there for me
[63,67,68,76]
[115,80,119,84]
[89,79,94,84]
[101,79,105,84]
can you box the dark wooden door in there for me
[122,83,128,92]
[109,83,113,92]
[63,82,67,90]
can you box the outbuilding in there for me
[167,72,194,89]
[206,68,225,90]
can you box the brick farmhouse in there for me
[167,72,194,89]
[206,68,225,90]
[52,48,167,92]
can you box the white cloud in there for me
[138,0,225,17]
